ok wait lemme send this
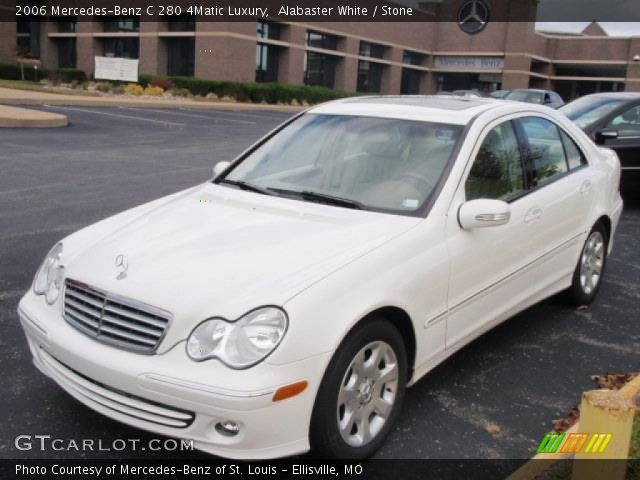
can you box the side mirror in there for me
[458,199,511,230]
[595,129,619,144]
[213,161,231,177]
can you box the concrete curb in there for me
[0,105,68,128]
[0,87,305,112]
[507,375,640,480]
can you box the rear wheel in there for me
[310,319,407,459]
[567,222,608,306]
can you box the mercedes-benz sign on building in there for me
[1,0,639,100]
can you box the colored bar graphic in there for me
[537,432,613,455]
[536,433,566,454]
[559,433,589,453]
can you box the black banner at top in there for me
[3,0,640,22]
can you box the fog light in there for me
[215,420,240,437]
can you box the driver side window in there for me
[465,121,526,201]
[608,105,640,135]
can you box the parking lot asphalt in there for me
[0,106,638,461]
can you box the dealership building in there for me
[1,0,640,100]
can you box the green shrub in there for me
[0,63,22,80]
[0,63,85,83]
[138,74,153,87]
[47,68,86,83]
[171,87,191,97]
[160,76,352,105]
[0,63,354,105]
[95,82,113,93]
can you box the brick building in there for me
[1,0,639,99]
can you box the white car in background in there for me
[19,96,623,459]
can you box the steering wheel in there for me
[394,172,436,192]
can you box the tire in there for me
[309,318,407,459]
[566,222,608,306]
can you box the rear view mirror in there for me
[459,199,511,230]
[595,130,619,144]
[213,161,231,177]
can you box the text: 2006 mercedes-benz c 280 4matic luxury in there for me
[19,96,623,459]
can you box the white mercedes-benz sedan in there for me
[18,96,623,459]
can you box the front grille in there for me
[40,350,194,428]
[63,279,171,354]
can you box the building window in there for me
[256,43,280,83]
[401,69,421,94]
[257,21,281,40]
[167,16,195,32]
[17,20,40,58]
[304,52,338,88]
[403,50,425,66]
[103,17,140,33]
[57,38,77,68]
[103,38,139,59]
[166,38,194,76]
[357,60,385,92]
[359,41,387,59]
[306,30,339,50]
[53,17,77,33]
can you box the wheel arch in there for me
[595,215,612,243]
[351,306,417,381]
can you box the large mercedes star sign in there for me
[458,0,490,35]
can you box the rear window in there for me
[520,117,568,186]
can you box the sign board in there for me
[434,56,505,71]
[94,56,139,82]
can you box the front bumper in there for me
[18,292,331,459]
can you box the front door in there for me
[598,103,640,200]
[445,118,541,348]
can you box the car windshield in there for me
[506,91,543,103]
[219,114,463,214]
[559,97,626,129]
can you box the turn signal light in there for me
[272,380,308,402]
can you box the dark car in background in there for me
[490,90,511,99]
[560,92,640,201]
[505,89,565,109]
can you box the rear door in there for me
[515,115,594,283]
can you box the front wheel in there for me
[567,222,608,306]
[310,319,407,459]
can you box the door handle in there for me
[524,207,543,223]
[580,180,593,194]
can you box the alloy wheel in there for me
[336,341,399,447]
[580,231,605,295]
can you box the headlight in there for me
[33,243,65,305]
[186,307,288,369]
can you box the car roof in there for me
[581,92,640,101]
[308,95,507,125]
[511,89,549,93]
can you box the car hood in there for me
[62,183,420,350]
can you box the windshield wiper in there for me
[218,179,273,196]
[268,188,364,210]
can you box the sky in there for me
[535,22,640,36]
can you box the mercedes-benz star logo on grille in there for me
[115,254,128,280]
[458,0,490,35]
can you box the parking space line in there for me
[119,107,257,125]
[42,105,186,127]
[177,107,292,121]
